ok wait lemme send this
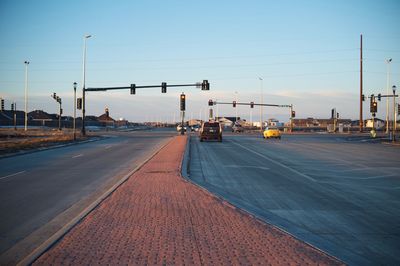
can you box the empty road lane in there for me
[0,130,174,263]
[188,134,400,265]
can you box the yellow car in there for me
[263,127,281,139]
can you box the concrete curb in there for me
[19,137,174,266]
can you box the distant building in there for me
[365,118,385,129]
[29,110,57,121]
[215,117,240,127]
[98,108,115,127]
[115,118,129,128]
[292,118,351,128]
[188,119,202,126]
[266,119,284,127]
[28,110,57,126]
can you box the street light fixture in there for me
[24,61,29,131]
[82,34,92,136]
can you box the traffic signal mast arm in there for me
[214,101,281,107]
[373,94,399,99]
[368,93,398,101]
[86,80,210,92]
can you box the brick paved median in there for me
[34,136,342,265]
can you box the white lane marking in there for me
[231,141,317,182]
[105,145,112,149]
[72,154,83,158]
[224,165,270,170]
[342,174,397,180]
[0,171,26,180]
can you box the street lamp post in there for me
[215,99,219,120]
[386,59,392,134]
[81,34,92,136]
[259,77,263,132]
[235,91,238,124]
[24,61,29,131]
[393,85,397,142]
[73,82,77,141]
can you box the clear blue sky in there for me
[1,0,399,122]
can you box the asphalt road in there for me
[187,133,400,265]
[0,129,175,262]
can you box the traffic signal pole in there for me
[290,104,293,133]
[371,92,398,140]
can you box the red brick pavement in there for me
[34,136,343,265]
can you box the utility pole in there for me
[13,102,17,130]
[290,105,294,132]
[386,59,392,134]
[359,34,363,132]
[393,85,397,142]
[81,34,92,136]
[259,77,263,132]
[73,82,77,140]
[24,61,29,131]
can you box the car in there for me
[190,125,200,132]
[263,127,281,139]
[176,125,187,132]
[232,125,244,133]
[199,121,222,142]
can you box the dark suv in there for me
[199,121,222,142]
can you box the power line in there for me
[0,58,359,72]
[0,48,358,65]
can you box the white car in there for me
[176,125,187,132]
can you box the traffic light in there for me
[11,103,14,111]
[291,110,296,118]
[161,82,167,93]
[331,108,335,119]
[370,100,378,113]
[362,94,365,101]
[250,102,254,108]
[180,93,186,111]
[130,84,136,94]
[1,99,4,111]
[337,112,339,119]
[208,99,213,106]
[377,93,381,101]
[398,103,400,115]
[52,93,56,99]
[201,80,210,90]
[77,98,82,110]
[233,101,236,108]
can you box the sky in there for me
[0,0,399,123]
